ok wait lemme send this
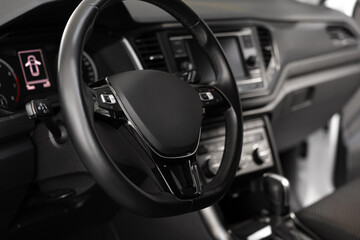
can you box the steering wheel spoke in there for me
[118,111,203,199]
[149,151,203,199]
[89,79,127,123]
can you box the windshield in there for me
[296,0,357,17]
[325,0,357,16]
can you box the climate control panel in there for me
[198,118,274,177]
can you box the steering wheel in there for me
[58,0,243,217]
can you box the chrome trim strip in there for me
[236,77,262,85]
[290,212,321,240]
[169,30,253,41]
[121,37,144,70]
[247,225,272,240]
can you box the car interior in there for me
[1,0,360,239]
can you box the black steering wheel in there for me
[58,0,243,217]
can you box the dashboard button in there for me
[170,39,187,57]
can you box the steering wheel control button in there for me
[100,94,116,104]
[199,92,214,101]
[93,86,121,113]
[196,87,224,108]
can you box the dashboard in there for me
[0,25,275,112]
[0,0,358,113]
[0,0,359,149]
[0,0,360,236]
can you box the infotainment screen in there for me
[188,37,246,83]
[18,49,51,91]
[218,37,246,79]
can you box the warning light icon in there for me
[25,55,42,77]
[18,49,51,91]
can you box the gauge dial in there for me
[82,52,98,84]
[0,59,20,110]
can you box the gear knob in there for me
[262,173,290,216]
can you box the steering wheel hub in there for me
[107,70,203,158]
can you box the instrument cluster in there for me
[0,42,98,112]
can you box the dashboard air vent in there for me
[327,26,355,43]
[257,27,273,69]
[134,34,168,71]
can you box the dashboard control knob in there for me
[197,145,208,155]
[252,147,265,165]
[204,156,220,177]
[246,56,257,68]
[180,61,194,71]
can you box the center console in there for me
[196,116,316,240]
[228,173,315,240]
[198,118,275,179]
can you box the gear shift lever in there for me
[262,173,310,239]
[262,173,290,219]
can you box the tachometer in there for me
[82,52,98,84]
[0,59,20,110]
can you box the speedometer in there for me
[0,59,20,110]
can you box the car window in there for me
[325,0,357,16]
[296,0,357,17]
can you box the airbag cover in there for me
[107,70,202,157]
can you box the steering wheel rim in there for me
[58,0,243,217]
